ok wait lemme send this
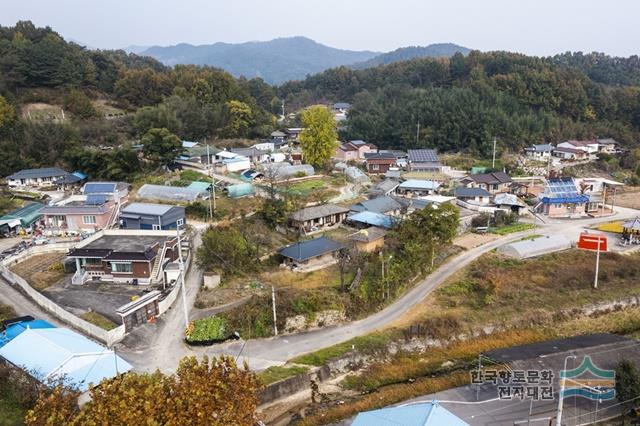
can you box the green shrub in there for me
[181,169,205,181]
[185,316,228,342]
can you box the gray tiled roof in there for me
[290,204,350,222]
[465,172,512,185]
[280,237,343,261]
[454,187,491,197]
[7,167,68,180]
[351,196,402,214]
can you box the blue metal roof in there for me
[0,319,55,348]
[348,211,398,229]
[0,327,132,391]
[352,401,470,426]
[279,237,343,262]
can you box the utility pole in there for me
[476,354,482,401]
[206,144,214,221]
[271,285,278,336]
[556,355,576,426]
[176,225,189,329]
[281,100,285,119]
[416,122,420,145]
[594,237,601,289]
[492,138,497,169]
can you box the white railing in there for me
[71,268,89,285]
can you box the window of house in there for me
[372,164,380,171]
[176,218,184,226]
[83,215,97,224]
[111,262,133,273]
[82,258,102,266]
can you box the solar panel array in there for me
[84,183,116,194]
[546,178,579,198]
[86,194,108,205]
[408,149,439,162]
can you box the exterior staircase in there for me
[71,268,90,285]
[150,242,169,283]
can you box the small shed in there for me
[116,291,161,332]
[498,235,572,259]
[348,227,386,253]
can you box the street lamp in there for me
[556,354,577,426]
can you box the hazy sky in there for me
[2,0,639,56]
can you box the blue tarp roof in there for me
[279,236,343,262]
[352,401,470,426]
[348,211,397,229]
[0,327,132,392]
[0,319,55,348]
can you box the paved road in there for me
[0,271,63,327]
[4,207,639,374]
[196,208,640,370]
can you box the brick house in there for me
[364,152,397,174]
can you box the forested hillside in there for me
[279,51,640,156]
[0,21,278,178]
[1,21,639,178]
[351,43,471,69]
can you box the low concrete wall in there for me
[0,243,126,347]
[259,365,331,405]
[158,250,192,316]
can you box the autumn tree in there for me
[141,127,183,166]
[223,100,253,138]
[299,105,338,169]
[25,356,261,426]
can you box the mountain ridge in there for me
[136,37,471,84]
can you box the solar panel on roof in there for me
[84,183,116,194]
[408,149,439,162]
[86,194,108,205]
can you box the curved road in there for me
[6,208,639,373]
[195,207,640,370]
